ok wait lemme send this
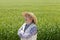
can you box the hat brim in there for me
[22,12,37,24]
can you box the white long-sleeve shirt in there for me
[18,23,37,40]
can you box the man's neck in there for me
[26,22,32,25]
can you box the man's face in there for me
[24,15,32,23]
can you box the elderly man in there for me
[18,12,37,40]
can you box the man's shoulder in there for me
[30,23,37,29]
[31,23,36,27]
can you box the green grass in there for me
[0,0,60,40]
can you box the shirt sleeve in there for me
[18,23,26,36]
[20,26,37,38]
[30,26,37,35]
[20,32,31,38]
[17,27,23,37]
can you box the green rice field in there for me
[0,0,60,40]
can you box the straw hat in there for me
[22,12,37,24]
